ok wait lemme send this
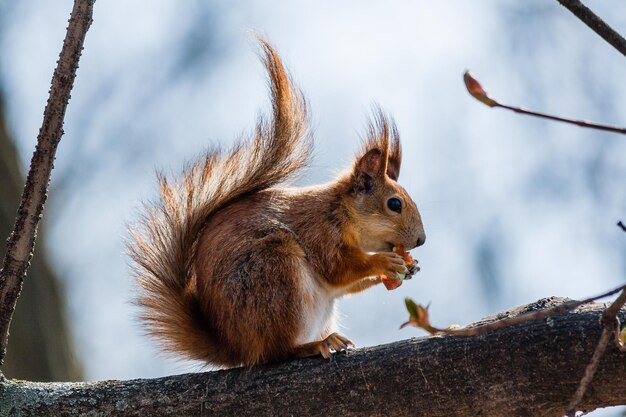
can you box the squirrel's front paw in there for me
[373,252,409,278]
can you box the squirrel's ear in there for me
[386,125,402,181]
[354,148,386,193]
[353,107,402,190]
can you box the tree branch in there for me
[557,0,626,57]
[0,0,95,365]
[2,298,625,417]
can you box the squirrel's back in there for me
[128,39,311,365]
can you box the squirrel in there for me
[129,38,426,368]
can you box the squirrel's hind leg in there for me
[196,219,352,365]
[291,333,354,359]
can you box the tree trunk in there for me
[1,297,624,416]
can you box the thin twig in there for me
[565,328,612,417]
[0,0,95,365]
[602,289,626,325]
[499,103,626,135]
[602,289,626,353]
[403,284,626,336]
[440,285,625,336]
[557,0,626,57]
[565,288,626,416]
[463,71,626,135]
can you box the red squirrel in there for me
[129,38,426,367]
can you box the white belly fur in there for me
[296,267,340,345]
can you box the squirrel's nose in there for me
[416,235,426,247]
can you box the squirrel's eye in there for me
[387,197,402,213]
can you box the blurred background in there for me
[0,0,625,414]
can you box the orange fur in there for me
[129,38,425,368]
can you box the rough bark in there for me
[0,0,94,364]
[1,298,625,417]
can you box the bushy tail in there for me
[128,38,311,363]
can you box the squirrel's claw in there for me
[318,333,354,359]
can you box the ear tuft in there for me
[386,123,402,181]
